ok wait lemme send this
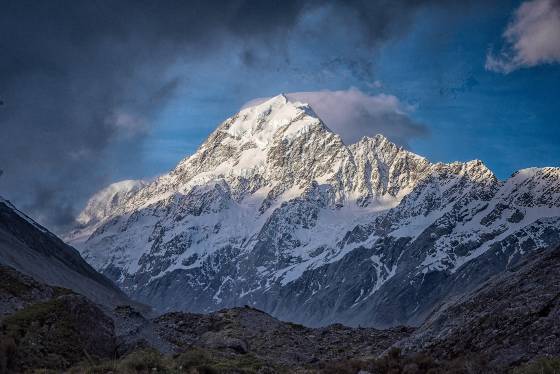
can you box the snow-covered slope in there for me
[68,94,560,327]
[65,179,147,243]
[77,179,147,226]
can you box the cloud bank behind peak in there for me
[243,89,428,147]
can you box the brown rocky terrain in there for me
[153,307,413,367]
[398,245,560,370]
[0,263,411,373]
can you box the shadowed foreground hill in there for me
[0,264,411,372]
[0,265,116,372]
[0,198,131,308]
[1,247,560,373]
[398,245,560,369]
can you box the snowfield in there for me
[66,95,560,327]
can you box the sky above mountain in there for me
[1,0,559,232]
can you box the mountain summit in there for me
[67,95,560,327]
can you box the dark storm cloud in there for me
[0,0,474,232]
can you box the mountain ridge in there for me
[67,94,560,327]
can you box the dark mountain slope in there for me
[0,264,116,372]
[0,198,130,308]
[2,244,559,373]
[399,245,560,370]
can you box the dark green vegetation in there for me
[0,264,62,317]
[66,347,285,374]
[1,295,115,371]
[5,343,560,374]
[0,269,32,297]
[0,264,115,372]
[316,351,560,374]
[512,357,560,374]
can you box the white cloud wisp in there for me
[486,0,560,74]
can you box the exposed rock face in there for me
[68,94,560,327]
[399,245,560,370]
[111,304,175,355]
[0,198,132,308]
[153,306,414,368]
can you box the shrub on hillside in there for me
[513,357,560,374]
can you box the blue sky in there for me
[130,0,559,181]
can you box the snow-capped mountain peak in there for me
[67,95,560,327]
[220,94,324,149]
